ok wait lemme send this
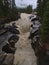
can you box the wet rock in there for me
[8,35,19,43]
[3,54,14,65]
[0,53,14,65]
[31,18,38,22]
[5,24,20,34]
[12,23,18,28]
[31,42,36,50]
[10,28,20,34]
[29,29,39,39]
[2,44,16,54]
[0,53,7,64]
[0,29,7,36]
[31,35,39,50]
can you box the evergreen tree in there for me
[40,1,49,43]
[37,0,49,44]
[26,5,32,14]
[0,0,4,17]
[3,0,10,16]
[37,0,47,18]
[0,0,20,21]
[37,0,42,17]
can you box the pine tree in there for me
[37,0,42,17]
[37,0,48,18]
[26,5,32,14]
[3,0,10,16]
[0,0,4,17]
[37,0,49,44]
[0,0,20,21]
[40,1,49,43]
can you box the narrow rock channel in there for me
[14,13,37,65]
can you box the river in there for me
[13,13,37,65]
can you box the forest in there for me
[0,0,32,24]
[37,0,49,44]
[0,0,20,23]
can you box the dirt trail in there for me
[14,13,37,65]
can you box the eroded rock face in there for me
[0,23,20,64]
[5,23,20,34]
[10,23,20,34]
[11,29,20,34]
[8,35,19,43]
[2,35,19,54]
[2,35,19,53]
[0,53,14,65]
[2,44,16,54]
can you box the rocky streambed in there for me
[0,13,37,65]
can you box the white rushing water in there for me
[13,13,37,65]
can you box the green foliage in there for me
[37,0,49,43]
[0,0,20,22]
[40,1,49,43]
[17,5,33,14]
[26,5,32,14]
[37,0,42,17]
[37,0,49,24]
